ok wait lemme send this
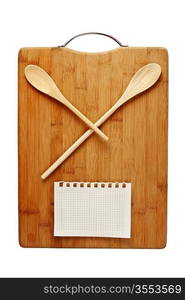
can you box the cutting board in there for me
[18,46,168,248]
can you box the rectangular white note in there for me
[54,182,131,238]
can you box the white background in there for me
[0,0,184,277]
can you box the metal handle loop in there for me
[58,32,128,47]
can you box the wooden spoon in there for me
[24,65,108,141]
[41,63,161,179]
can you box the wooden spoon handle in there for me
[56,93,108,141]
[41,102,120,179]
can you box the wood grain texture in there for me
[18,47,168,248]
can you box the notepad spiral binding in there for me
[59,182,127,188]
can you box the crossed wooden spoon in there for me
[24,63,161,179]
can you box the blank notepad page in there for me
[54,182,131,238]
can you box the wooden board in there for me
[18,46,168,248]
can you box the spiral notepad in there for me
[54,182,131,238]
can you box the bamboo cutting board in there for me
[18,46,168,248]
